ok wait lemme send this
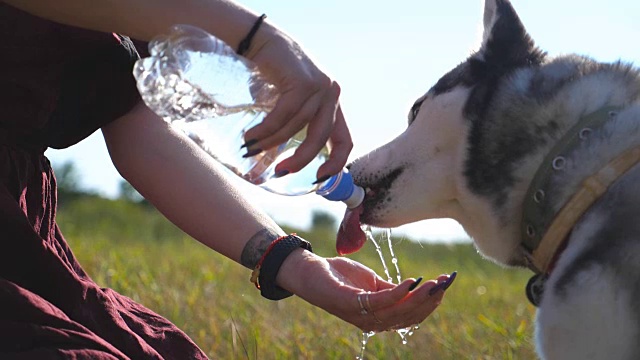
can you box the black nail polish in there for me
[240,139,258,149]
[429,271,458,295]
[275,169,290,178]
[408,277,423,292]
[442,271,457,291]
[242,148,262,158]
[312,175,331,185]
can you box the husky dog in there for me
[343,0,640,358]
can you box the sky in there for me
[46,0,640,243]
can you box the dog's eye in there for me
[408,99,424,125]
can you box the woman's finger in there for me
[373,273,455,330]
[351,281,418,332]
[365,278,420,310]
[242,87,310,148]
[315,105,352,178]
[272,82,341,175]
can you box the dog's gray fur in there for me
[348,0,640,358]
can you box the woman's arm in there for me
[102,101,281,268]
[102,102,449,332]
[5,0,352,179]
[9,0,446,331]
[3,0,259,47]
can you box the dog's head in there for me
[348,0,547,265]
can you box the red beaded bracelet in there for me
[249,234,289,290]
[249,233,313,300]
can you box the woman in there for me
[0,0,453,358]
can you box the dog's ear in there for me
[482,0,499,34]
[478,0,545,68]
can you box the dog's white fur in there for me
[348,0,640,358]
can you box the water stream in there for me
[356,226,418,359]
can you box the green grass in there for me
[58,197,538,359]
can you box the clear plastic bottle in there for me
[133,24,364,208]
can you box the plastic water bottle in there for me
[133,24,364,208]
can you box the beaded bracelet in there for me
[249,233,312,300]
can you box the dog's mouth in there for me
[335,168,403,255]
[360,167,404,213]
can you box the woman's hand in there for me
[241,23,353,181]
[276,249,454,332]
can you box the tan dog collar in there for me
[521,106,640,275]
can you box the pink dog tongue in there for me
[336,203,366,255]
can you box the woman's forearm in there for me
[102,102,285,269]
[3,0,262,48]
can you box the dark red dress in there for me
[0,4,207,359]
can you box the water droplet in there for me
[356,227,418,356]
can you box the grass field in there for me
[59,196,538,359]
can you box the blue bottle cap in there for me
[316,170,365,208]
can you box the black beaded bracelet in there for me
[236,14,267,56]
[257,234,312,300]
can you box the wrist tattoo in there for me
[240,228,282,269]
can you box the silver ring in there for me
[365,293,382,323]
[364,293,373,313]
[357,294,368,315]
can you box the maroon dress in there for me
[0,4,207,359]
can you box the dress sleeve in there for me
[42,34,150,149]
[0,3,150,150]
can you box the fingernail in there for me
[275,169,290,178]
[408,277,423,292]
[312,175,331,185]
[442,271,457,291]
[429,272,457,296]
[242,148,262,158]
[429,272,457,295]
[240,139,258,149]
[429,282,444,296]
